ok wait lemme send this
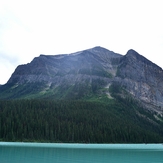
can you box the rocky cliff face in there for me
[116,49,163,112]
[7,46,121,84]
[1,46,163,113]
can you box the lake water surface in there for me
[0,143,163,163]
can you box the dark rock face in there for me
[116,49,163,110]
[7,46,121,84]
[1,46,163,113]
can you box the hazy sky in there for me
[0,0,163,84]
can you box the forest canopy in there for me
[0,98,163,143]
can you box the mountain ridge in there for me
[1,46,163,114]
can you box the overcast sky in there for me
[0,0,163,84]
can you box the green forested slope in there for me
[0,98,163,143]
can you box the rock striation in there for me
[116,49,163,112]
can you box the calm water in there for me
[0,143,163,163]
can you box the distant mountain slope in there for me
[0,46,163,114]
[7,46,121,84]
[0,46,121,99]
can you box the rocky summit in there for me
[0,46,163,114]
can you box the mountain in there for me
[1,46,163,112]
[0,46,122,99]
[0,46,163,143]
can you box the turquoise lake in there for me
[0,143,163,163]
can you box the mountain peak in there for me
[87,46,122,58]
[125,49,161,69]
[127,49,138,54]
[126,49,141,58]
[88,46,110,51]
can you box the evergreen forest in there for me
[0,96,163,143]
